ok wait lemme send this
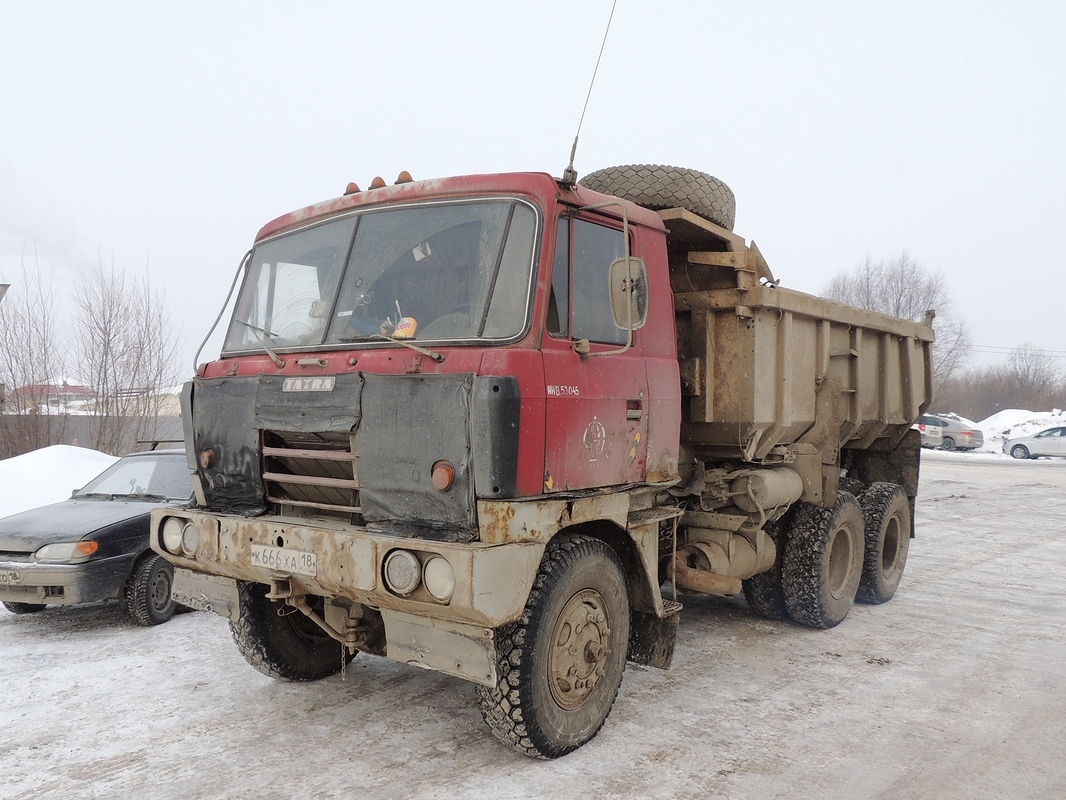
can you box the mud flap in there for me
[627,609,679,670]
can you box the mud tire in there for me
[742,520,789,620]
[783,493,865,629]
[2,601,46,614]
[856,483,911,604]
[126,553,176,626]
[477,534,630,759]
[579,164,737,231]
[230,582,354,681]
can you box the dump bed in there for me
[661,208,935,462]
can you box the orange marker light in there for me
[370,176,387,189]
[344,182,361,195]
[73,541,99,558]
[395,170,413,184]
[431,461,455,490]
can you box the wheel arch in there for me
[551,520,661,617]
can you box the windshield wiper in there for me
[76,492,115,500]
[236,320,286,367]
[124,493,172,502]
[337,332,445,363]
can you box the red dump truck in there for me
[152,165,934,758]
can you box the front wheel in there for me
[1010,445,1031,459]
[230,582,354,681]
[126,554,176,626]
[783,493,865,629]
[477,534,630,759]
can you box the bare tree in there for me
[0,259,69,458]
[71,260,180,453]
[824,251,972,386]
[932,344,1065,421]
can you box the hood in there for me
[0,498,168,553]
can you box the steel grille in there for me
[261,430,361,520]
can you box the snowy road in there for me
[2,452,1064,800]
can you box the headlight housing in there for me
[383,550,422,596]
[423,556,455,602]
[161,517,185,553]
[34,541,99,563]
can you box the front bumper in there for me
[0,554,133,607]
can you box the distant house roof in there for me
[10,382,96,402]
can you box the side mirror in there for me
[609,257,648,331]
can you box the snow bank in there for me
[0,445,119,519]
[974,409,1064,455]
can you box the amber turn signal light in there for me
[431,460,455,490]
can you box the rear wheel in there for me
[940,437,956,451]
[1010,444,1031,459]
[742,521,789,620]
[783,493,865,629]
[477,534,630,759]
[230,582,355,681]
[856,483,911,604]
[2,601,46,614]
[127,553,176,626]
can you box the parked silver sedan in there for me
[1003,426,1066,459]
[927,415,984,451]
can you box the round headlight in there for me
[383,550,421,596]
[180,522,199,556]
[161,517,185,554]
[423,556,455,602]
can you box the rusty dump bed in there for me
[661,208,935,461]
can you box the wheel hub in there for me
[548,589,612,711]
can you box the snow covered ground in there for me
[1,443,1065,798]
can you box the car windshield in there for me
[222,199,538,353]
[76,453,191,500]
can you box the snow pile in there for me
[975,409,1064,454]
[0,445,118,519]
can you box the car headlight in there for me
[35,541,99,563]
[180,521,199,556]
[423,556,455,602]
[161,517,185,553]
[383,550,422,596]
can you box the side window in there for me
[547,218,569,337]
[572,219,627,345]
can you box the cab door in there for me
[540,215,649,492]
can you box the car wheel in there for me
[2,601,47,614]
[783,493,865,629]
[856,483,911,604]
[127,554,177,626]
[477,534,630,759]
[940,437,956,451]
[230,581,355,681]
[742,520,789,620]
[1010,445,1031,460]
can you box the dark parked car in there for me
[0,449,191,624]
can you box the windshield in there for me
[76,453,192,500]
[223,199,538,353]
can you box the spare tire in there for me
[579,164,736,231]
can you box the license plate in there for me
[249,544,318,577]
[0,570,22,587]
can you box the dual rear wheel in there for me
[744,483,911,629]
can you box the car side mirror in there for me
[608,257,648,331]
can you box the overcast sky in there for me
[2,1,1064,375]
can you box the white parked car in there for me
[913,415,944,448]
[1003,426,1066,459]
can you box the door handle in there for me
[626,399,643,420]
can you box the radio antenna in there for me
[562,0,617,185]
